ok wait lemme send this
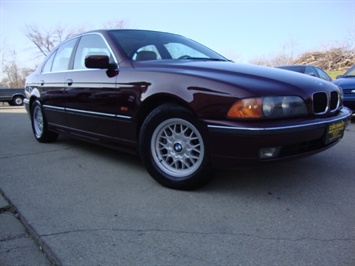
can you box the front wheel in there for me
[31,100,58,143]
[139,103,212,190]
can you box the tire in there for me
[139,103,212,190]
[11,96,24,106]
[31,100,59,143]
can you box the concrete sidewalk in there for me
[0,193,53,266]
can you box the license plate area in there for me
[325,120,346,144]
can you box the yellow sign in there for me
[326,120,346,144]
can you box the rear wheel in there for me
[139,103,212,190]
[31,100,58,143]
[11,96,24,106]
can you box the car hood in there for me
[133,60,338,96]
[332,78,355,89]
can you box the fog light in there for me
[259,147,281,159]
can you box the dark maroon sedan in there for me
[24,29,352,190]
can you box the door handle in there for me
[66,79,73,86]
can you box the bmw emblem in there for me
[174,143,183,152]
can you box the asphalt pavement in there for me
[0,105,354,266]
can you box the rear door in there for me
[39,38,78,127]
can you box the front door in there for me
[64,34,123,139]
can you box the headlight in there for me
[227,96,307,119]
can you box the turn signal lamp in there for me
[227,98,263,118]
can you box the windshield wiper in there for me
[205,58,229,61]
[178,56,227,61]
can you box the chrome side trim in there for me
[116,114,131,119]
[43,105,65,111]
[43,105,131,120]
[66,108,116,118]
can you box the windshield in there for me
[109,30,228,61]
[343,65,355,77]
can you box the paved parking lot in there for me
[0,106,354,265]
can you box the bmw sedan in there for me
[24,29,352,190]
[333,65,355,113]
[277,65,332,81]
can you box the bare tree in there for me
[102,19,130,29]
[0,35,9,85]
[250,39,298,66]
[24,19,129,58]
[250,52,295,67]
[345,27,355,51]
[24,24,83,57]
[1,51,31,88]
[1,20,129,88]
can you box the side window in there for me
[304,66,317,77]
[41,51,56,73]
[73,35,112,70]
[51,38,77,72]
[315,68,331,81]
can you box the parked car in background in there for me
[332,65,355,114]
[276,65,332,81]
[24,29,352,190]
[0,88,25,106]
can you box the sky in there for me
[0,0,354,70]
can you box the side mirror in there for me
[85,55,119,78]
[85,55,111,69]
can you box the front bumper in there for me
[206,107,352,167]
